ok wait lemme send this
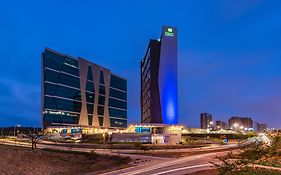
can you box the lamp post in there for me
[233,123,238,131]
[14,124,20,137]
[209,121,213,131]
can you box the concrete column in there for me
[78,59,89,126]
[92,64,100,127]
[103,69,111,128]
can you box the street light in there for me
[209,121,213,131]
[14,124,20,137]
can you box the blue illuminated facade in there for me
[141,26,178,124]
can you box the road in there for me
[97,151,227,175]
[98,135,271,175]
[2,137,265,175]
[0,138,237,175]
[0,138,236,161]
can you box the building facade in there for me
[141,26,178,124]
[256,123,267,133]
[200,113,213,129]
[228,116,253,130]
[216,120,227,130]
[111,124,183,145]
[42,48,127,131]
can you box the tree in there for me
[26,131,44,150]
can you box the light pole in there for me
[14,124,20,137]
[208,121,213,131]
[233,123,238,131]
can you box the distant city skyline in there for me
[0,1,281,128]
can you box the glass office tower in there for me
[42,48,127,130]
[141,26,178,124]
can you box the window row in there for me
[109,98,127,110]
[44,69,81,89]
[110,118,127,128]
[44,96,82,113]
[43,113,79,124]
[44,50,79,76]
[109,108,127,119]
[110,75,127,91]
[45,83,82,101]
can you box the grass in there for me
[234,168,281,175]
[258,159,281,168]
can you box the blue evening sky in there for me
[0,0,281,128]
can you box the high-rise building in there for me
[228,116,253,130]
[216,120,227,130]
[141,26,178,124]
[200,113,213,129]
[42,48,127,130]
[256,123,267,133]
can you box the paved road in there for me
[0,138,236,161]
[98,151,227,175]
[0,139,171,162]
[0,139,242,175]
[98,135,270,175]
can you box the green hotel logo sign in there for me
[165,28,174,37]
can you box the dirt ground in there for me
[0,144,130,175]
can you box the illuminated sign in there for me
[165,28,174,37]
[135,127,151,133]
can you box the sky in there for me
[0,0,281,128]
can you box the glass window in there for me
[88,115,93,126]
[43,50,79,76]
[98,117,104,126]
[45,83,81,101]
[110,118,127,128]
[86,92,95,103]
[87,104,94,114]
[98,106,104,116]
[109,98,127,110]
[98,95,105,106]
[86,81,94,92]
[110,75,126,91]
[109,108,127,119]
[100,70,104,84]
[109,88,126,100]
[44,69,80,89]
[43,110,79,124]
[87,66,93,81]
[99,85,105,95]
[44,96,82,113]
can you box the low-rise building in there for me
[256,123,267,133]
[111,124,183,145]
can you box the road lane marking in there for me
[150,163,212,175]
[119,153,217,175]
